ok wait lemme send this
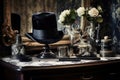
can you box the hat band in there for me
[33,29,58,39]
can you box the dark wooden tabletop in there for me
[1,57,120,72]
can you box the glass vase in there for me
[65,25,75,45]
[89,22,96,40]
[65,24,80,45]
[86,22,98,55]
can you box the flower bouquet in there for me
[58,9,78,45]
[77,6,103,23]
[58,9,77,25]
[76,6,103,38]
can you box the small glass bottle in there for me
[11,32,25,59]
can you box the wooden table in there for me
[1,57,120,80]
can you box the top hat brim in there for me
[25,31,64,44]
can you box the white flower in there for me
[58,9,70,23]
[60,10,70,17]
[58,18,64,24]
[59,14,65,21]
[88,8,99,17]
[77,7,85,17]
[97,6,102,12]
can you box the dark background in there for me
[0,0,120,57]
[0,0,3,36]
[91,0,120,53]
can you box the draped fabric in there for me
[11,0,57,36]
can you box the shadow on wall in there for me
[11,13,21,33]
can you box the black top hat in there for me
[26,12,63,44]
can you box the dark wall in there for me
[0,0,3,35]
[91,0,120,53]
[110,0,120,53]
[91,0,113,39]
[0,0,4,45]
[0,0,11,57]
